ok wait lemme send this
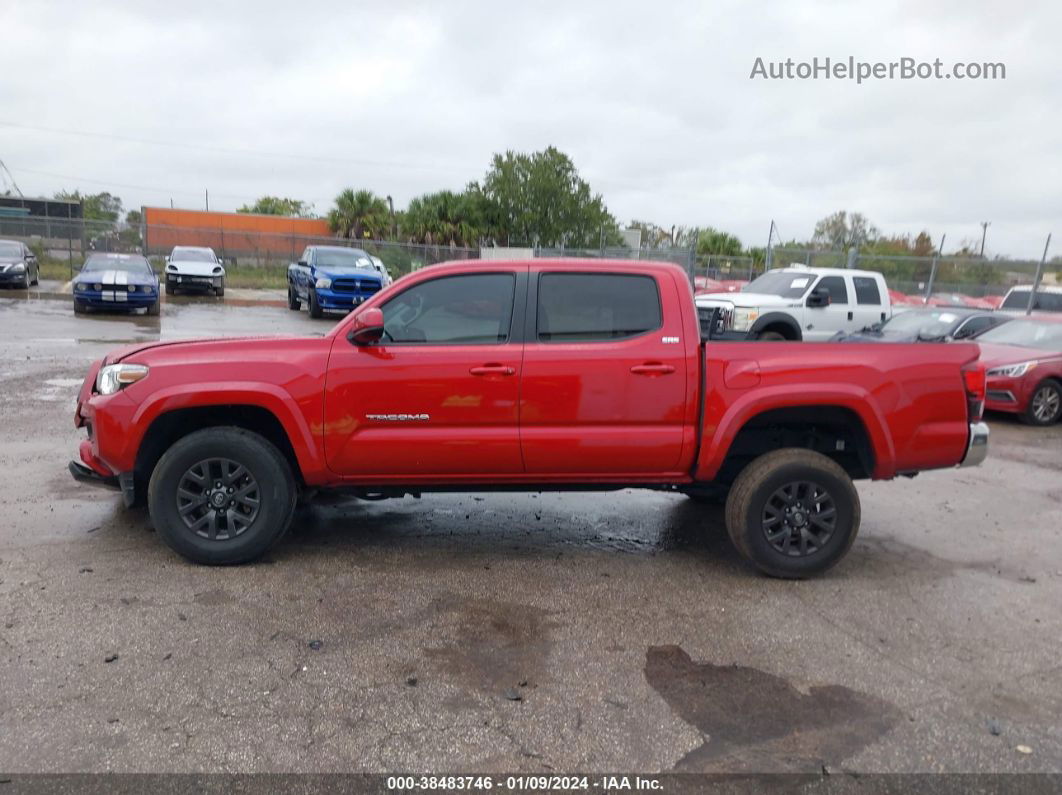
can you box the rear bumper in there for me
[959,421,990,467]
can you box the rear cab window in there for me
[536,272,662,341]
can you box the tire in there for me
[287,287,301,311]
[725,448,860,579]
[73,300,87,315]
[31,266,39,286]
[215,284,225,297]
[1022,380,1062,426]
[756,330,787,341]
[308,288,323,319]
[165,281,175,296]
[146,299,160,316]
[147,427,297,565]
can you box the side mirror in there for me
[297,260,308,267]
[807,287,831,308]
[347,307,385,346]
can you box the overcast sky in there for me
[1,0,1058,259]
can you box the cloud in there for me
[0,0,1058,258]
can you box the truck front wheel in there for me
[308,289,323,318]
[147,427,297,565]
[724,448,860,579]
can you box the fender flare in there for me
[749,312,803,340]
[128,382,328,482]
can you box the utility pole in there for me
[386,195,395,240]
[979,221,990,257]
[924,233,946,302]
[205,189,209,212]
[1025,233,1052,315]
[765,220,776,270]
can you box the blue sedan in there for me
[73,253,161,316]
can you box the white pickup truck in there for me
[697,266,893,341]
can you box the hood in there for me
[106,335,321,365]
[76,268,156,286]
[978,342,1052,369]
[695,291,801,309]
[168,260,223,277]
[0,256,25,267]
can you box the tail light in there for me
[963,363,986,421]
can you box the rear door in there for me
[851,275,887,329]
[519,267,688,475]
[324,268,527,476]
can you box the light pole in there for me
[386,195,395,240]
[979,221,990,257]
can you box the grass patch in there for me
[224,266,288,290]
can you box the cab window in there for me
[380,273,515,344]
[814,276,849,305]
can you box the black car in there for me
[0,239,40,288]
[832,307,1009,343]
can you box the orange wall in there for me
[143,207,332,258]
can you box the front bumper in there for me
[959,421,990,467]
[985,377,1026,414]
[167,274,222,290]
[74,288,158,307]
[315,288,374,311]
[0,269,28,284]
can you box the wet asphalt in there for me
[0,291,1060,774]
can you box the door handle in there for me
[469,364,516,376]
[847,311,854,321]
[630,363,675,375]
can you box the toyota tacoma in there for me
[69,259,989,577]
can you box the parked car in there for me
[999,285,1062,314]
[164,246,225,296]
[72,253,160,316]
[369,255,393,287]
[832,307,1009,343]
[287,245,385,318]
[696,266,892,340]
[0,239,40,288]
[976,316,1062,425]
[68,259,988,578]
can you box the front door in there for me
[324,269,526,477]
[804,275,853,340]
[519,269,688,475]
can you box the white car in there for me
[165,246,225,297]
[369,255,393,286]
[999,284,1062,314]
[696,266,893,341]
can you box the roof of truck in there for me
[771,265,886,279]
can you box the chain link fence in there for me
[2,214,1057,306]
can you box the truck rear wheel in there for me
[147,427,297,565]
[724,448,860,578]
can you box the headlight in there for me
[166,264,178,271]
[12,263,25,273]
[95,363,149,395]
[128,285,137,293]
[75,282,88,292]
[93,283,103,291]
[732,308,760,332]
[987,361,1037,378]
[212,266,223,274]
[315,277,331,289]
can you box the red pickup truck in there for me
[69,259,989,578]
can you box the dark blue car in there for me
[73,253,161,316]
[287,245,384,318]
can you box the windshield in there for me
[171,249,216,262]
[0,242,21,257]
[743,271,813,298]
[882,310,965,336]
[977,319,1062,351]
[315,249,374,269]
[1001,289,1062,312]
[82,256,152,274]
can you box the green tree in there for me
[480,147,622,247]
[54,190,123,223]
[238,196,313,217]
[402,190,486,247]
[812,211,880,250]
[696,227,743,258]
[327,189,391,240]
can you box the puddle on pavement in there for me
[421,593,555,695]
[644,645,899,772]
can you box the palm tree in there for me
[328,189,391,240]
